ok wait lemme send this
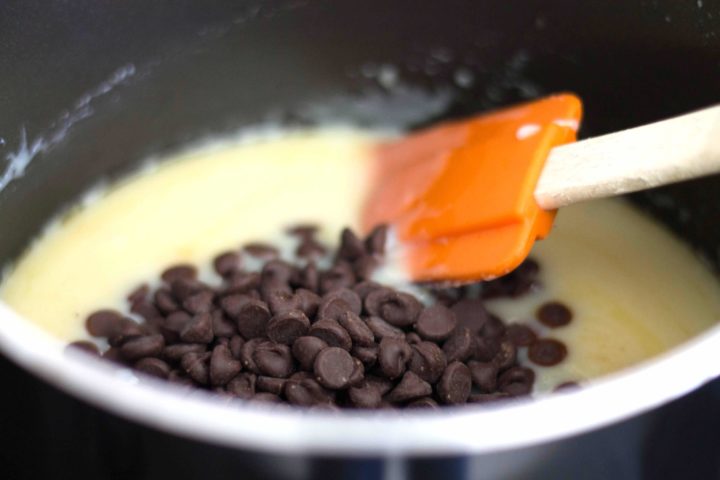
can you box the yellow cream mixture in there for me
[1,128,718,392]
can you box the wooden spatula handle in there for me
[535,104,720,210]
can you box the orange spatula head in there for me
[362,93,582,282]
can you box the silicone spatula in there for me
[362,94,720,282]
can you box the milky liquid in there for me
[1,128,718,392]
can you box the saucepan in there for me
[1,1,719,478]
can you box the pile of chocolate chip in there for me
[70,225,572,409]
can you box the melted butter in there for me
[1,128,719,392]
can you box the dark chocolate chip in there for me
[243,242,279,260]
[467,360,498,393]
[320,288,362,317]
[286,223,319,238]
[415,304,457,341]
[337,311,375,347]
[213,251,243,278]
[239,338,266,373]
[442,327,476,363]
[127,284,149,305]
[498,366,535,396]
[351,345,378,367]
[385,371,432,403]
[284,375,334,406]
[134,357,171,379]
[163,343,207,362]
[309,319,352,351]
[366,375,394,396]
[314,347,355,389]
[554,381,580,392]
[492,340,517,371]
[406,397,438,409]
[253,342,294,378]
[261,259,295,288]
[405,332,422,345]
[256,376,286,395]
[364,225,388,256]
[161,264,197,283]
[378,337,412,379]
[210,344,242,386]
[353,255,380,281]
[267,310,311,345]
[154,289,180,314]
[130,300,163,325]
[348,380,382,408]
[224,272,261,294]
[229,335,245,359]
[67,340,100,356]
[294,288,321,318]
[253,392,281,403]
[292,336,328,371]
[365,289,421,327]
[338,228,366,261]
[234,299,271,339]
[220,293,255,318]
[170,278,207,301]
[181,351,211,385]
[353,281,382,301]
[293,262,319,292]
[296,237,327,259]
[365,316,404,341]
[450,299,489,336]
[468,392,510,404]
[120,334,165,361]
[437,361,472,405]
[505,323,538,347]
[474,336,501,362]
[86,310,125,337]
[227,372,257,399]
[211,310,237,338]
[182,291,215,315]
[266,290,302,316]
[528,339,568,366]
[319,261,356,294]
[480,314,506,339]
[537,301,573,328]
[180,312,214,344]
[408,341,447,383]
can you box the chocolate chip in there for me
[467,361,498,392]
[366,375,394,396]
[406,397,438,409]
[405,332,422,345]
[468,392,510,404]
[168,370,195,387]
[253,392,281,403]
[415,305,457,341]
[170,278,207,301]
[338,228,366,261]
[437,361,471,405]
[130,300,163,325]
[528,339,568,366]
[365,316,404,341]
[183,290,215,315]
[163,343,206,362]
[220,293,254,318]
[127,284,149,304]
[239,338,266,373]
[385,371,432,403]
[337,311,374,347]
[364,225,388,256]
[213,251,242,278]
[505,323,538,347]
[67,340,100,355]
[211,310,237,338]
[210,344,242,386]
[314,347,355,389]
[229,335,245,359]
[450,299,489,336]
[120,334,165,361]
[408,341,447,383]
[253,343,294,378]
[181,351,211,385]
[321,288,362,316]
[296,237,327,259]
[243,242,279,260]
[292,336,328,371]
[234,299,271,339]
[256,376,286,395]
[482,258,540,298]
[154,289,180,314]
[224,272,261,294]
[227,372,256,399]
[180,312,214,344]
[537,301,573,328]
[351,345,378,367]
[261,260,295,288]
[294,288,321,318]
[319,261,356,294]
[286,223,319,238]
[378,337,412,379]
[102,347,122,364]
[474,336,501,362]
[442,327,475,363]
[353,281,382,301]
[161,264,197,283]
[365,289,421,327]
[293,262,319,292]
[353,255,380,281]
[348,380,382,408]
[284,373,335,406]
[492,340,517,371]
[135,357,171,379]
[267,310,311,345]
[480,314,506,338]
[86,310,125,337]
[498,366,535,396]
[309,319,352,351]
[554,381,580,392]
[266,290,301,315]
